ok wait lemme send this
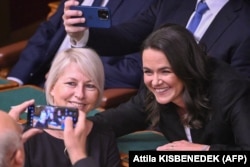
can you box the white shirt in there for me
[184,126,192,142]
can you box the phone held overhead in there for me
[70,5,111,28]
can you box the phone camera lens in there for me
[98,10,109,20]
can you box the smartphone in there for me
[70,5,111,28]
[27,105,79,130]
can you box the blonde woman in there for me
[24,48,121,167]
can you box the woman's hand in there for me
[156,140,210,151]
[63,0,88,42]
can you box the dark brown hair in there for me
[142,24,211,129]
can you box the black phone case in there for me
[27,105,78,130]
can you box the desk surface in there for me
[117,130,168,154]
[117,130,168,167]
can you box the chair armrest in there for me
[0,76,19,90]
[0,40,28,77]
[100,88,138,109]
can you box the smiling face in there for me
[50,62,99,113]
[142,48,185,108]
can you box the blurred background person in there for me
[7,0,157,89]
[64,0,250,79]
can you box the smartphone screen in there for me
[27,105,78,130]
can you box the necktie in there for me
[92,0,103,6]
[187,1,209,33]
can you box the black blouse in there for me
[24,121,121,167]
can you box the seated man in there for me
[64,0,250,79]
[7,0,157,89]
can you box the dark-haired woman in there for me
[93,24,250,151]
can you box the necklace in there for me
[64,147,69,158]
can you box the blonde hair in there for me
[45,48,104,108]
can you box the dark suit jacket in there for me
[92,58,250,150]
[8,0,157,88]
[87,0,250,79]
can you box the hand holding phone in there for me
[70,5,111,28]
[27,105,78,130]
